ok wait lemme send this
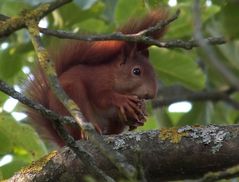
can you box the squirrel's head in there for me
[113,45,158,100]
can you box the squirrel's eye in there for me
[132,67,141,76]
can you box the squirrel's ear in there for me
[119,43,136,64]
[119,47,128,65]
[119,44,149,65]
[141,49,149,58]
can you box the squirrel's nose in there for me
[143,92,155,100]
[144,85,158,100]
[140,81,158,100]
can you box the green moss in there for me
[38,49,52,70]
[23,4,50,21]
[0,2,50,36]
[159,128,188,143]
[20,150,57,174]
[0,16,23,34]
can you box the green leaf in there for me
[74,18,108,33]
[0,155,29,179]
[177,102,213,126]
[138,115,158,131]
[0,92,8,106]
[211,0,227,6]
[154,108,174,128]
[177,101,234,126]
[75,0,98,10]
[0,131,12,155]
[144,0,168,8]
[0,169,3,180]
[0,1,30,16]
[0,112,47,159]
[137,102,159,130]
[58,1,105,29]
[150,47,206,90]
[221,2,239,39]
[165,2,220,39]
[101,0,118,22]
[0,48,23,82]
[114,0,146,26]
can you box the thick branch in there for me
[9,125,239,181]
[0,0,72,37]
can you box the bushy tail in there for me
[118,9,168,39]
[24,67,64,146]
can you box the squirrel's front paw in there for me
[128,99,147,130]
[113,94,147,128]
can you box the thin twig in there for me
[37,9,225,49]
[39,27,225,50]
[0,80,73,124]
[38,10,225,50]
[152,87,239,109]
[137,9,180,36]
[0,8,226,50]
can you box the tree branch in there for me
[0,0,72,37]
[152,87,239,108]
[39,27,226,50]
[8,125,239,181]
[37,10,225,49]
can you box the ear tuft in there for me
[118,9,168,51]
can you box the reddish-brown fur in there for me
[25,10,168,146]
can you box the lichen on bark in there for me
[20,150,57,174]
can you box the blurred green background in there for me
[0,0,239,180]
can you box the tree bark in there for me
[9,124,239,182]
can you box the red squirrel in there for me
[25,10,167,146]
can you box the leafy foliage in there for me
[0,112,47,179]
[150,47,205,90]
[0,0,239,179]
